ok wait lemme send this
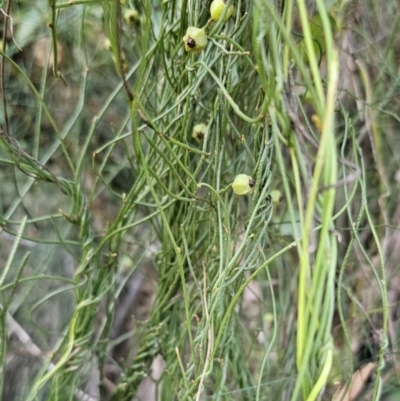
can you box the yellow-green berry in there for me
[183,27,208,53]
[192,123,207,143]
[104,37,112,50]
[269,189,283,205]
[124,9,140,25]
[210,0,234,22]
[232,174,255,196]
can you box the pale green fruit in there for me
[210,0,234,22]
[124,9,140,25]
[192,123,207,143]
[183,27,208,53]
[104,37,112,50]
[232,174,255,196]
[269,189,283,205]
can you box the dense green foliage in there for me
[1,0,399,400]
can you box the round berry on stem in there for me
[183,27,208,53]
[210,0,234,22]
[232,174,255,196]
[192,123,207,143]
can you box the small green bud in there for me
[210,0,234,22]
[192,123,207,143]
[112,51,128,73]
[183,27,208,53]
[104,37,112,50]
[232,174,255,196]
[269,189,283,205]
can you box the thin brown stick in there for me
[48,0,67,85]
[0,0,11,132]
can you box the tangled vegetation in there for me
[0,0,399,400]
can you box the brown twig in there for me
[48,0,67,85]
[0,0,11,132]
